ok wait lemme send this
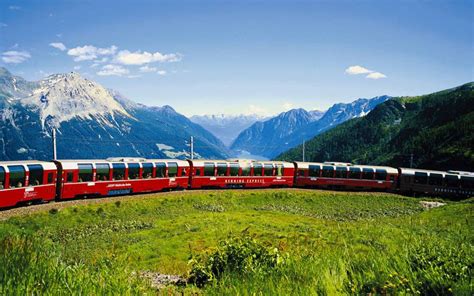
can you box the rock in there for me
[420,201,446,209]
[139,271,187,289]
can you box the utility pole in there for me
[190,136,194,160]
[409,153,413,168]
[302,140,305,162]
[52,128,57,160]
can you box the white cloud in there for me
[56,33,62,38]
[73,65,81,70]
[115,50,181,65]
[1,51,31,64]
[157,70,167,76]
[0,23,7,28]
[96,64,129,76]
[127,74,142,79]
[245,104,270,116]
[49,42,66,51]
[345,65,372,75]
[345,65,387,80]
[282,102,293,111]
[67,45,117,61]
[139,65,157,73]
[9,5,21,10]
[366,72,387,79]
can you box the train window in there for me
[168,163,178,177]
[445,175,460,188]
[276,164,284,176]
[428,173,443,186]
[47,173,54,184]
[112,163,126,180]
[349,167,361,179]
[195,169,201,176]
[298,169,306,177]
[96,163,110,181]
[264,164,273,176]
[66,171,74,182]
[241,165,251,176]
[8,165,25,188]
[322,166,334,178]
[308,165,320,177]
[362,168,374,180]
[335,167,348,178]
[461,176,474,189]
[27,164,44,186]
[0,167,5,189]
[414,172,428,184]
[229,163,239,176]
[78,164,93,182]
[204,162,215,176]
[253,164,263,176]
[217,163,227,176]
[375,169,387,181]
[142,163,153,179]
[128,163,141,179]
[156,162,166,178]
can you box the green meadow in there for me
[0,189,472,295]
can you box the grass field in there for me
[0,189,472,295]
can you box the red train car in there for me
[0,161,57,208]
[294,161,398,191]
[188,159,295,189]
[55,158,189,200]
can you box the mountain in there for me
[231,96,390,159]
[189,114,266,146]
[230,108,325,158]
[0,67,229,160]
[276,82,474,171]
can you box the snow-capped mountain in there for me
[230,108,325,158]
[0,67,229,160]
[231,96,391,159]
[20,72,130,129]
[190,113,267,146]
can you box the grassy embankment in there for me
[0,189,472,295]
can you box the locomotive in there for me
[0,157,472,209]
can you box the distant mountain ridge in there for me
[0,67,229,160]
[190,113,267,146]
[231,96,390,159]
[277,82,474,171]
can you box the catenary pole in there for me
[52,128,57,160]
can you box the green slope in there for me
[276,82,474,171]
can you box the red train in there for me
[0,158,472,209]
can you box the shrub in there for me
[188,234,286,287]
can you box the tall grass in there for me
[0,235,151,295]
[202,235,473,295]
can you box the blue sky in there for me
[1,0,473,116]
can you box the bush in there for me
[188,234,286,287]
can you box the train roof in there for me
[190,159,294,168]
[399,168,474,178]
[0,160,57,170]
[55,158,189,170]
[294,161,398,174]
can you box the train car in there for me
[188,159,295,189]
[0,161,57,208]
[294,161,398,191]
[398,168,474,198]
[55,158,189,200]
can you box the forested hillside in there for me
[276,82,474,171]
